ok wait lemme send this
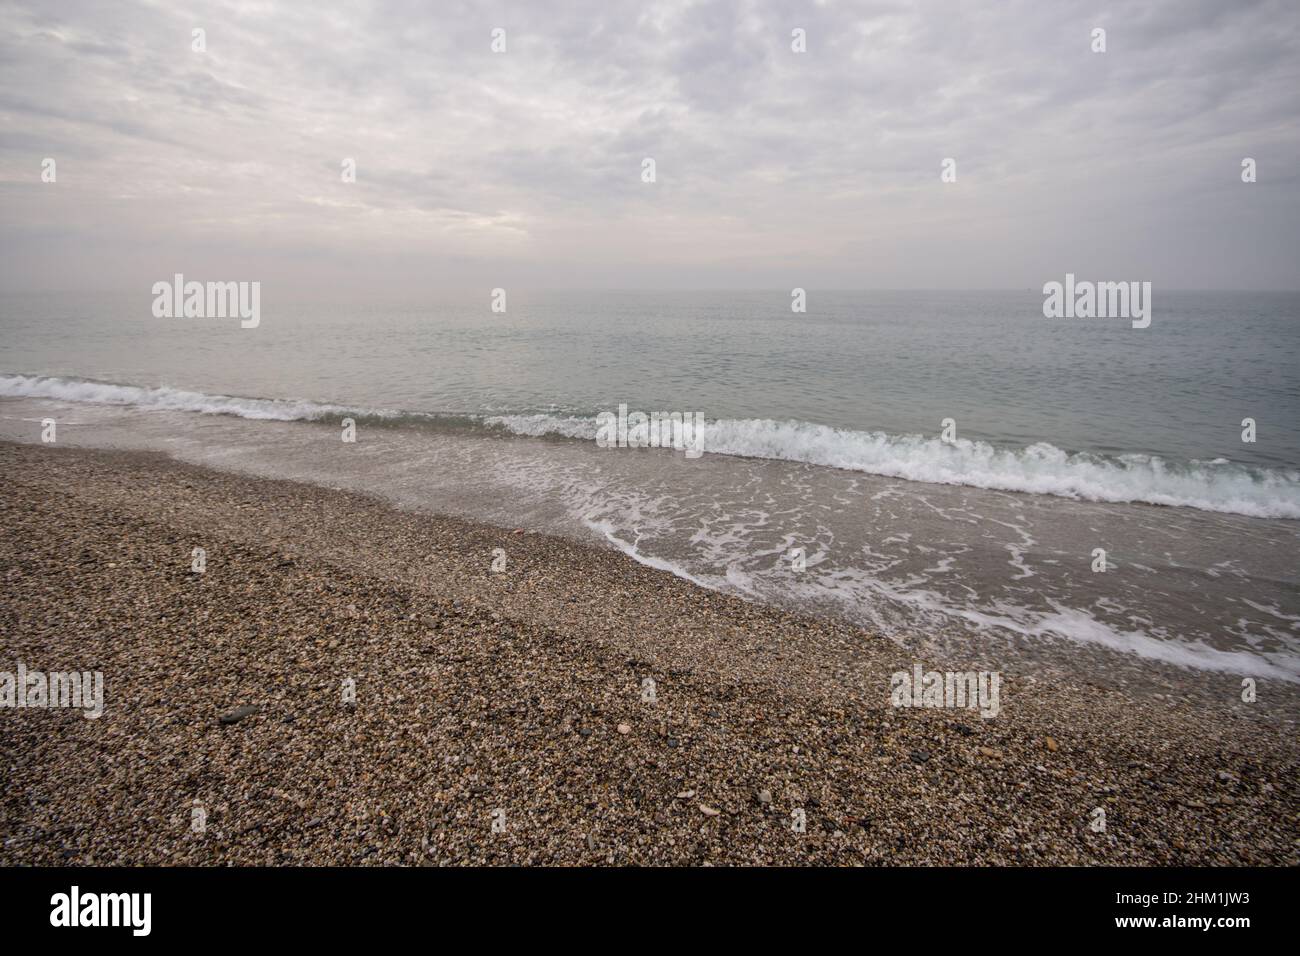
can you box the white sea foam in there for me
[492,411,1300,519]
[0,373,369,422]
[975,603,1300,682]
[6,375,1298,519]
[485,412,597,440]
[780,566,1300,681]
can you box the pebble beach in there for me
[1,441,1297,866]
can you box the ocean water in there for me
[2,289,1298,684]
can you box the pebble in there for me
[219,705,259,725]
[5,442,1296,868]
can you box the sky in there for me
[1,0,1298,295]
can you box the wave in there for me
[488,412,1300,519]
[6,374,1299,519]
[0,373,377,423]
[485,412,600,440]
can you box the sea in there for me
[3,288,1298,687]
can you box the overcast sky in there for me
[1,0,1297,295]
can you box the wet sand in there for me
[1,441,1296,865]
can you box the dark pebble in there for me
[219,705,259,725]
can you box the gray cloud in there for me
[0,0,1297,294]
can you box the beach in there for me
[2,440,1296,866]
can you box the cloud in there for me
[0,0,1297,292]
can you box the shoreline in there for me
[2,396,1295,697]
[1,441,1296,865]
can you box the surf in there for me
[5,373,1299,520]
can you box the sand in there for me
[1,441,1296,865]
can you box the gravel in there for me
[1,441,1296,865]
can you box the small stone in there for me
[909,749,930,764]
[1045,737,1059,752]
[676,790,695,800]
[219,705,259,725]
[757,789,773,805]
[699,804,721,817]
[617,723,631,735]
[978,746,998,758]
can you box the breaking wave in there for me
[0,373,372,423]
[487,413,1300,519]
[5,374,1298,519]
